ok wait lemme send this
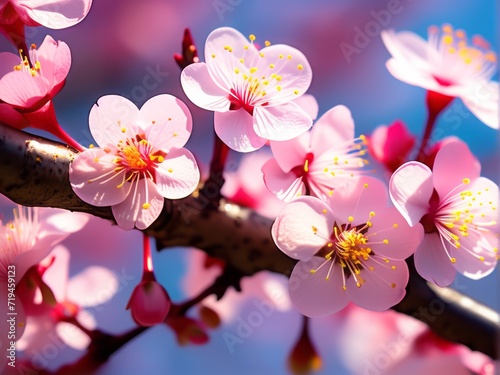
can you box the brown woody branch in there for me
[0,123,498,359]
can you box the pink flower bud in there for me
[367,120,416,173]
[127,280,171,327]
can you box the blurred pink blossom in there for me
[272,176,423,316]
[181,27,315,152]
[390,139,499,286]
[262,105,368,202]
[69,94,200,230]
[222,149,285,218]
[17,245,119,358]
[381,24,498,128]
[367,120,416,173]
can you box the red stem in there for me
[416,90,454,162]
[142,233,154,279]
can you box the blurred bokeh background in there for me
[0,0,497,374]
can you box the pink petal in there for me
[329,176,389,227]
[203,27,261,90]
[262,158,306,202]
[36,35,71,93]
[368,207,424,260]
[292,94,318,120]
[389,162,434,226]
[269,132,310,173]
[289,257,349,317]
[39,245,70,301]
[310,105,355,155]
[346,258,409,311]
[432,140,480,199]
[112,178,164,230]
[13,244,59,288]
[155,148,200,199]
[381,30,432,71]
[16,0,93,29]
[0,69,50,109]
[254,44,312,104]
[181,62,230,111]
[450,231,498,280]
[460,81,499,129]
[271,196,333,260]
[69,148,128,206]
[214,109,267,152]
[385,58,441,92]
[66,266,119,307]
[253,102,313,141]
[88,95,139,148]
[56,320,91,350]
[0,52,21,78]
[141,95,192,150]
[0,103,29,129]
[414,233,457,286]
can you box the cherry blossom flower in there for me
[262,105,368,202]
[0,203,89,283]
[272,176,423,317]
[389,139,499,286]
[0,200,88,372]
[221,149,285,218]
[367,120,416,173]
[0,35,82,149]
[381,24,498,129]
[69,94,200,230]
[0,0,92,51]
[181,27,315,152]
[16,246,119,368]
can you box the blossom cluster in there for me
[0,6,498,375]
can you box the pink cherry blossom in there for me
[0,203,89,283]
[389,139,499,286]
[221,149,285,218]
[262,105,368,202]
[0,35,82,149]
[69,94,200,230]
[0,35,70,111]
[367,120,416,173]
[16,245,119,362]
[0,201,88,372]
[272,176,423,317]
[0,0,92,50]
[181,27,315,152]
[381,24,498,128]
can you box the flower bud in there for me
[127,280,171,327]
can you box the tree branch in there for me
[0,123,498,359]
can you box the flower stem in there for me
[142,233,154,275]
[51,124,85,152]
[416,90,454,162]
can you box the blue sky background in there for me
[0,0,497,374]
